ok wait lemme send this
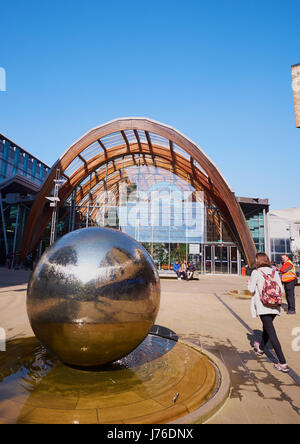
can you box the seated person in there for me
[187,262,195,280]
[180,260,187,280]
[173,260,181,279]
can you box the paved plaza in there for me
[0,267,299,424]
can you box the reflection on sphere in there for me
[27,228,160,367]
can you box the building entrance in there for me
[203,244,240,274]
[140,242,240,275]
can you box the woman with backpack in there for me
[248,252,289,373]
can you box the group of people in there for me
[173,260,195,280]
[248,253,297,373]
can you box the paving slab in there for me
[0,267,300,424]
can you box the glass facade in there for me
[0,203,32,265]
[0,135,49,185]
[0,134,50,265]
[44,163,241,274]
[270,238,291,265]
[247,211,265,252]
[238,198,269,256]
[0,130,270,274]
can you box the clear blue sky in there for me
[0,0,299,209]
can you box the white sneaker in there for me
[274,363,290,373]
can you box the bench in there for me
[158,270,199,279]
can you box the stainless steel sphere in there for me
[27,228,160,367]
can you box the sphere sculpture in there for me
[27,228,160,367]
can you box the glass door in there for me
[205,245,213,273]
[215,246,229,274]
[230,246,238,274]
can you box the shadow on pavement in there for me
[180,332,300,420]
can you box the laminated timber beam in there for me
[22,118,256,266]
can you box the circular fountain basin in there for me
[0,335,230,424]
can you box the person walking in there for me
[248,252,289,373]
[280,254,297,315]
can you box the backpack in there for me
[258,270,282,307]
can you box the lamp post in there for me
[46,169,64,246]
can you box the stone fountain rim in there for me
[169,340,231,425]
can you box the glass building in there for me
[0,118,273,274]
[22,118,267,274]
[237,197,270,256]
[0,134,49,185]
[37,163,241,274]
[0,133,50,265]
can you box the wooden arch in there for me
[69,154,231,226]
[22,118,256,266]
